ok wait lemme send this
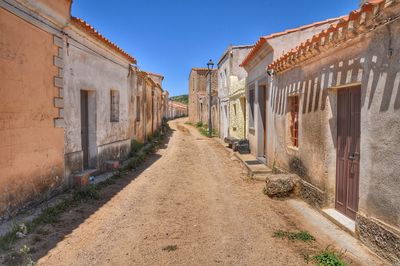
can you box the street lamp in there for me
[207,59,214,138]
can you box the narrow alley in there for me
[34,119,384,266]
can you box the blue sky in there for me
[71,0,359,97]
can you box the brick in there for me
[54,97,64,108]
[59,88,64,98]
[54,77,63,88]
[58,68,64,77]
[73,173,89,187]
[53,35,63,47]
[53,56,63,68]
[54,118,65,128]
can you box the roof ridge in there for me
[267,0,392,73]
[240,16,343,67]
[71,17,136,64]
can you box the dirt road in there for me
[36,118,383,266]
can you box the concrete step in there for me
[321,208,356,236]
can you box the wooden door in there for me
[336,87,361,220]
[260,85,267,157]
[81,91,89,169]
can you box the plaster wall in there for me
[0,8,64,216]
[270,21,400,231]
[63,26,132,176]
[244,20,337,158]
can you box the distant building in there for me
[167,100,188,119]
[217,45,253,140]
[188,68,218,128]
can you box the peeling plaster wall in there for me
[244,21,337,158]
[271,20,400,231]
[63,25,132,177]
[0,7,65,217]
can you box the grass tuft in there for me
[72,186,100,201]
[162,245,177,252]
[273,230,315,242]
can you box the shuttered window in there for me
[249,88,255,128]
[110,90,119,122]
[289,96,299,147]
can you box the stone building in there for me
[265,1,400,263]
[167,101,188,119]
[188,68,218,128]
[217,45,253,139]
[241,16,340,163]
[0,0,72,218]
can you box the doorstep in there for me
[214,137,272,180]
[233,152,272,180]
[321,208,356,236]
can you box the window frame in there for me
[288,95,299,148]
[110,90,120,122]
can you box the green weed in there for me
[273,230,315,242]
[162,245,177,252]
[313,251,346,266]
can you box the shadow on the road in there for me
[30,130,174,262]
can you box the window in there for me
[249,88,255,128]
[110,90,119,122]
[288,96,299,147]
[136,96,140,121]
[233,103,237,116]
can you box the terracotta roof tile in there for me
[267,0,391,73]
[240,16,343,67]
[71,17,136,64]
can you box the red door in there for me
[336,87,361,220]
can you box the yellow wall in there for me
[229,76,246,139]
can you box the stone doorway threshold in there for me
[287,200,385,265]
[322,208,356,236]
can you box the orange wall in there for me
[0,9,64,215]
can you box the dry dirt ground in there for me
[2,118,385,265]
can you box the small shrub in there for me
[195,121,203,128]
[289,156,308,178]
[72,186,100,201]
[130,140,144,157]
[313,251,346,266]
[0,224,19,250]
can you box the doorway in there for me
[80,90,96,170]
[257,85,267,160]
[81,91,89,169]
[335,87,361,220]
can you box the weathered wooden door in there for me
[81,91,89,169]
[260,85,267,157]
[336,87,361,220]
